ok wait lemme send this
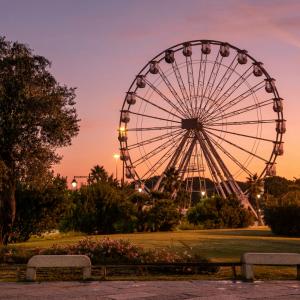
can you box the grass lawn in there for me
[2,227,300,281]
[13,226,300,262]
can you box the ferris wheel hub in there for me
[181,118,203,130]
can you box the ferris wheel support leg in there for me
[196,132,227,198]
[197,131,232,195]
[171,137,196,199]
[201,130,258,219]
[153,132,189,192]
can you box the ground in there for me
[2,226,298,281]
[1,280,300,299]
[14,227,300,262]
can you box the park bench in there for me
[26,255,91,281]
[241,252,300,280]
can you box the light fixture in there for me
[71,178,77,189]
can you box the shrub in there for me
[40,238,218,273]
[264,191,300,236]
[60,182,137,234]
[146,199,180,231]
[187,196,253,229]
[10,175,70,243]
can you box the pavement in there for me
[0,280,300,300]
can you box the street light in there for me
[71,175,90,189]
[201,190,206,197]
[113,153,120,180]
[71,178,78,189]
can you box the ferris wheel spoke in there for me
[204,128,269,162]
[207,98,273,123]
[140,142,180,180]
[156,66,191,117]
[202,66,253,119]
[133,131,184,166]
[171,59,189,102]
[196,54,207,113]
[141,132,188,180]
[208,55,239,103]
[203,125,275,143]
[153,131,190,191]
[127,128,183,150]
[186,56,196,112]
[210,81,266,119]
[144,77,187,117]
[127,125,181,132]
[206,132,253,176]
[206,119,276,127]
[128,110,181,124]
[201,53,223,112]
[135,94,182,119]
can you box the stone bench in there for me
[26,255,91,281]
[241,252,300,280]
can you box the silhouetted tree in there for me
[0,36,79,244]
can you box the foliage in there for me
[61,181,136,234]
[0,36,79,244]
[264,176,291,197]
[39,237,215,270]
[9,175,70,243]
[264,191,300,236]
[146,199,181,231]
[88,164,118,187]
[245,173,264,224]
[0,246,39,264]
[187,196,253,229]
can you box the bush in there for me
[10,175,70,243]
[264,191,300,236]
[146,199,180,231]
[60,182,137,234]
[187,196,253,229]
[39,237,217,274]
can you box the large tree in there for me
[0,36,79,244]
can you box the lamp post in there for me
[113,153,120,180]
[71,175,90,189]
[256,193,264,225]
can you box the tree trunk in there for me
[0,176,16,245]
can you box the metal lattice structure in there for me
[118,40,285,214]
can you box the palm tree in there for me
[89,165,108,183]
[161,167,181,195]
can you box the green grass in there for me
[2,227,300,281]
[13,227,300,262]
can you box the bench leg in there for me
[231,266,237,279]
[241,263,254,281]
[26,267,36,281]
[297,265,300,280]
[83,267,91,280]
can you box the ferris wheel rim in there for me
[119,39,285,186]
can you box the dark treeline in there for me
[8,165,300,243]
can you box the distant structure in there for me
[118,40,285,214]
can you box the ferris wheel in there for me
[118,40,285,213]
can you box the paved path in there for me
[0,280,300,299]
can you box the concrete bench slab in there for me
[26,255,91,281]
[241,252,300,281]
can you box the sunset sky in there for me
[0,0,299,184]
